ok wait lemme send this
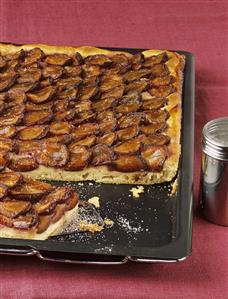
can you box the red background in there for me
[0,0,228,298]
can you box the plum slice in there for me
[141,145,167,171]
[65,146,90,170]
[27,86,55,103]
[36,142,69,167]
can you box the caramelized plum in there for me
[141,145,167,171]
[36,142,69,167]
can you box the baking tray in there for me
[0,46,195,264]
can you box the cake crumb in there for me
[170,178,178,195]
[104,218,114,227]
[79,220,103,233]
[88,196,100,208]
[129,186,144,198]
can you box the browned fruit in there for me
[8,153,38,172]
[125,78,149,93]
[26,101,54,111]
[141,97,166,110]
[117,126,139,141]
[118,113,142,128]
[101,85,124,100]
[37,214,52,233]
[74,52,84,65]
[92,97,116,112]
[65,146,90,170]
[141,91,154,101]
[0,114,23,126]
[23,48,43,66]
[101,72,122,83]
[10,178,53,200]
[149,85,176,98]
[17,68,42,84]
[115,100,141,114]
[114,139,141,155]
[75,100,91,113]
[3,104,25,117]
[43,134,72,145]
[96,110,115,122]
[141,145,167,171]
[65,192,79,210]
[0,172,23,188]
[151,63,169,77]
[0,69,15,81]
[0,101,5,115]
[144,110,169,124]
[112,155,145,172]
[56,77,82,89]
[17,125,48,140]
[39,78,53,88]
[73,111,96,125]
[51,203,67,223]
[0,126,16,138]
[54,109,75,121]
[36,142,69,167]
[0,151,8,171]
[151,75,175,87]
[121,90,141,103]
[3,50,24,61]
[98,132,116,146]
[0,93,6,101]
[124,69,152,83]
[10,81,39,93]
[42,65,63,79]
[91,144,114,166]
[143,52,168,67]
[45,54,72,66]
[27,86,55,103]
[49,121,72,135]
[0,138,15,152]
[85,54,112,67]
[54,99,69,112]
[140,122,166,135]
[71,123,99,141]
[111,54,129,66]
[7,60,19,71]
[58,87,77,100]
[99,119,117,133]
[82,64,102,77]
[34,187,72,214]
[64,65,82,76]
[0,56,6,69]
[140,134,170,146]
[24,109,53,125]
[78,85,99,101]
[0,213,13,227]
[13,211,38,229]
[71,135,96,147]
[131,53,144,69]
[0,76,17,92]
[7,90,26,105]
[16,140,41,155]
[99,79,122,93]
[0,184,8,199]
[0,200,32,218]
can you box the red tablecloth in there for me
[0,0,228,298]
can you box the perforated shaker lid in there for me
[202,117,228,161]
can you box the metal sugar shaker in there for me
[199,117,228,226]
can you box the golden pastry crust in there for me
[0,204,78,240]
[0,43,185,185]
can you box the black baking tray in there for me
[0,45,195,264]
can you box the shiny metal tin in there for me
[200,117,228,226]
